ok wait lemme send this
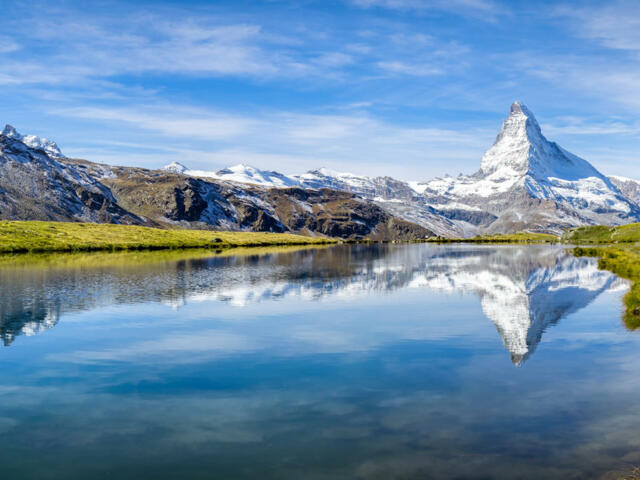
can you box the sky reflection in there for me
[0,245,637,479]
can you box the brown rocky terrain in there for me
[0,129,435,241]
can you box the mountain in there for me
[0,126,142,224]
[161,165,463,237]
[99,163,436,240]
[1,124,66,159]
[4,101,640,239]
[609,175,640,205]
[164,102,640,236]
[0,125,435,240]
[421,102,640,234]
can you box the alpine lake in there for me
[1,243,639,479]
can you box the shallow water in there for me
[0,243,638,479]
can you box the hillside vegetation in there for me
[564,224,640,329]
[573,245,640,329]
[562,223,640,244]
[0,221,335,253]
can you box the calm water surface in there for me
[0,244,638,479]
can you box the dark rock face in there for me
[0,135,141,225]
[169,180,208,221]
[53,158,431,240]
[0,129,436,241]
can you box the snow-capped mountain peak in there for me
[160,162,300,188]
[215,164,300,187]
[421,102,640,234]
[481,102,602,182]
[1,124,66,159]
[162,161,188,174]
[480,101,546,176]
[159,101,640,237]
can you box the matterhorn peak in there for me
[479,102,550,176]
[1,124,65,158]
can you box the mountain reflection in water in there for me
[0,244,624,364]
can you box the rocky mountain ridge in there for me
[0,127,435,241]
[161,102,640,236]
[3,101,639,238]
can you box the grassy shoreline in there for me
[561,223,640,244]
[0,221,565,254]
[563,223,640,329]
[572,245,640,329]
[0,221,336,253]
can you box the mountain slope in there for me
[100,165,436,240]
[609,175,640,205]
[421,102,640,234]
[162,164,463,237]
[0,127,143,224]
[165,102,640,236]
[0,126,436,240]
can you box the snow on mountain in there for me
[609,175,640,205]
[1,124,66,159]
[0,125,142,224]
[161,163,463,236]
[216,164,299,187]
[162,161,188,174]
[162,163,300,188]
[158,102,640,237]
[421,102,640,234]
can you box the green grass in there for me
[0,221,336,253]
[426,232,559,244]
[562,223,640,244]
[572,245,640,329]
[566,223,640,329]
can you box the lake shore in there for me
[564,223,640,329]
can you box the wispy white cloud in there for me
[350,0,499,13]
[555,1,640,52]
[56,102,492,179]
[0,37,20,53]
[377,60,443,76]
[0,3,474,90]
[349,0,504,19]
[543,117,640,136]
[61,106,254,140]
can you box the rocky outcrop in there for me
[610,175,640,205]
[0,133,142,225]
[0,126,435,241]
[101,168,436,240]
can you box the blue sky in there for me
[1,0,640,180]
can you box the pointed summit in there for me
[509,100,531,116]
[1,124,18,137]
[480,102,559,177]
[1,124,65,158]
[162,161,188,174]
